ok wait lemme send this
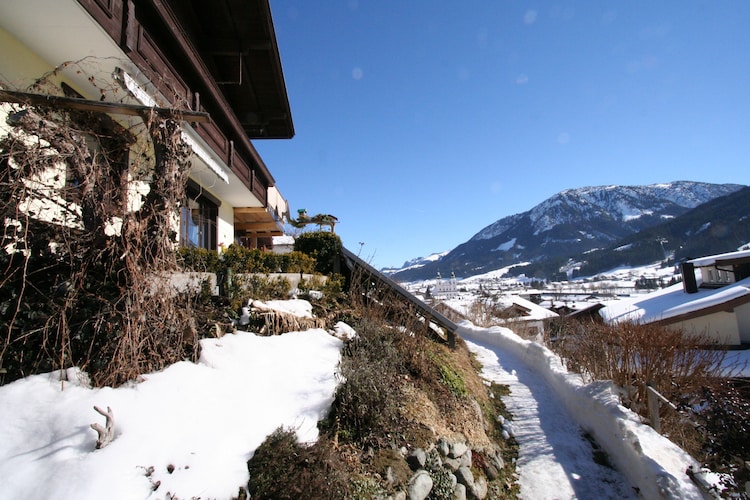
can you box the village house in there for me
[599,249,750,346]
[0,0,293,251]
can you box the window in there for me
[180,182,218,250]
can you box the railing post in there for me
[646,382,661,433]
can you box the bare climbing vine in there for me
[0,61,199,386]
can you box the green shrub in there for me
[433,355,468,397]
[177,247,221,272]
[178,245,316,275]
[294,231,342,274]
[227,274,291,309]
[280,251,316,274]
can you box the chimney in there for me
[681,262,698,294]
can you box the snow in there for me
[493,237,517,252]
[249,298,314,317]
[0,300,343,500]
[688,248,750,267]
[459,321,705,499]
[600,278,750,324]
[0,299,710,499]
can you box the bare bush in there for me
[548,317,750,492]
[554,320,727,412]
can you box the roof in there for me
[688,249,750,268]
[499,295,559,321]
[599,277,750,325]
[146,0,294,139]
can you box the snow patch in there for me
[493,238,516,252]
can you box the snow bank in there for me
[457,321,705,500]
[0,329,343,500]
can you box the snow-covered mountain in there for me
[389,181,746,281]
[381,251,448,274]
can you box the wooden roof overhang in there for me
[77,0,293,192]
[234,207,284,237]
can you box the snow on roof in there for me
[600,277,750,325]
[499,294,559,320]
[688,248,750,267]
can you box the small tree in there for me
[293,231,342,275]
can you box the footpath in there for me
[459,322,706,500]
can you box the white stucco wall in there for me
[667,311,741,346]
[735,302,750,344]
[217,202,235,249]
[0,27,53,86]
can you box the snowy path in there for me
[466,339,638,500]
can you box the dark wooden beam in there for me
[0,89,210,122]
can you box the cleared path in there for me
[467,339,639,500]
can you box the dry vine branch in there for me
[1,61,199,387]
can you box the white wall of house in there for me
[217,203,235,249]
[699,266,737,286]
[267,186,288,221]
[0,27,53,85]
[666,312,742,346]
[736,302,750,344]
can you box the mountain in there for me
[381,251,448,274]
[567,185,750,279]
[389,181,746,282]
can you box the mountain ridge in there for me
[389,181,747,282]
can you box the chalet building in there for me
[0,0,292,251]
[494,294,559,340]
[681,249,750,292]
[600,249,750,346]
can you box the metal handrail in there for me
[340,247,457,347]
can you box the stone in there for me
[460,449,472,468]
[470,476,488,500]
[453,483,467,500]
[407,470,433,500]
[455,466,475,490]
[442,456,461,471]
[386,466,397,485]
[407,448,427,471]
[490,451,504,471]
[483,462,499,481]
[449,442,469,459]
[436,437,450,457]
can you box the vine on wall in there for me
[0,63,199,386]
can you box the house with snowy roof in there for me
[495,294,559,340]
[599,249,750,345]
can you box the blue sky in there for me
[255,1,750,269]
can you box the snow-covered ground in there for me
[0,299,711,499]
[460,322,705,499]
[0,301,350,500]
